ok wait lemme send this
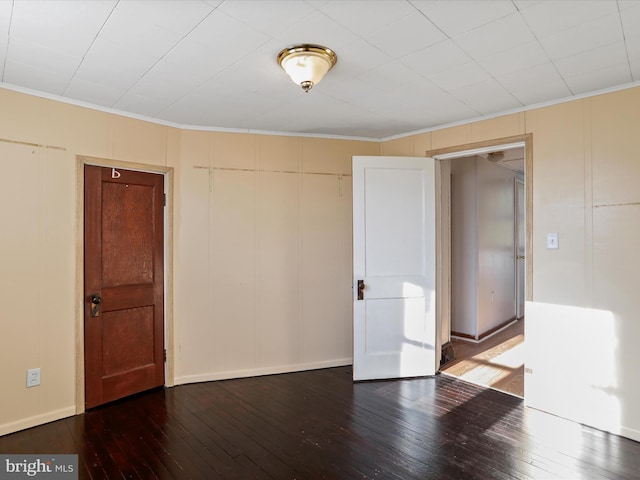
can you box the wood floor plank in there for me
[1,367,639,479]
[216,376,417,479]
[443,319,525,397]
[178,384,306,479]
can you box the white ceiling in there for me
[1,0,639,140]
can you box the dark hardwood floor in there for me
[1,367,639,479]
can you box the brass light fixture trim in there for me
[277,44,338,92]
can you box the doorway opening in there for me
[429,137,530,398]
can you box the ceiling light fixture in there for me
[487,151,506,162]
[277,44,337,92]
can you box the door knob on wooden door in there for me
[89,293,102,317]
[357,280,365,300]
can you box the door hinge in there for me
[163,193,166,206]
[163,349,167,362]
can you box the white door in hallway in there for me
[515,178,525,319]
[352,156,438,381]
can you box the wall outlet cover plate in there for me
[27,368,40,387]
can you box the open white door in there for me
[353,156,438,381]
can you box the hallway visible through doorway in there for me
[441,319,524,397]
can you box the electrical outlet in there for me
[27,368,40,387]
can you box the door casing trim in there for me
[426,133,533,303]
[76,156,174,413]
[427,134,532,389]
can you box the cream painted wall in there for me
[523,90,640,441]
[173,132,374,383]
[0,88,179,436]
[0,143,76,434]
[2,83,640,443]
[0,87,378,435]
[390,90,640,442]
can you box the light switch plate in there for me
[546,233,559,249]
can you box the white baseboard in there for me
[174,358,353,385]
[0,361,354,436]
[0,406,76,437]
[524,402,640,444]
[619,425,640,443]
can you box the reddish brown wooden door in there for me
[84,165,165,408]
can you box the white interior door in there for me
[515,178,525,319]
[353,156,437,381]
